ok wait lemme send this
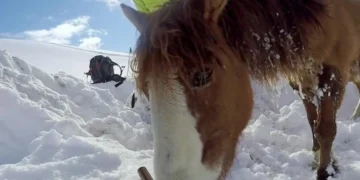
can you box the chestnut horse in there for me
[121,0,360,179]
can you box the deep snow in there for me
[0,39,359,180]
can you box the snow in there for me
[0,39,133,80]
[0,38,360,180]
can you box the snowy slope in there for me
[0,39,360,180]
[0,39,133,80]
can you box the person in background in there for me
[133,0,168,14]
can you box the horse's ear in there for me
[120,3,147,33]
[203,0,228,23]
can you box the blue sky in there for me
[0,0,139,53]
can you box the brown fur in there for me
[122,0,360,179]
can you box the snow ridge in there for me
[0,49,153,180]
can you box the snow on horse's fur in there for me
[121,0,360,179]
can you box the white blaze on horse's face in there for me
[148,74,222,180]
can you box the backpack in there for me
[85,55,126,87]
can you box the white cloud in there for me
[79,36,102,50]
[87,28,107,36]
[23,16,90,45]
[1,16,108,50]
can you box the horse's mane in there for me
[131,0,327,92]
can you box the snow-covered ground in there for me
[0,39,132,80]
[0,39,359,180]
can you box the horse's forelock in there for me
[132,0,231,93]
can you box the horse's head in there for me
[121,0,254,179]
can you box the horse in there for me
[120,0,360,179]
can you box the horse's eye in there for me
[192,68,213,88]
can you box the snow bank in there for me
[0,39,133,80]
[227,82,360,180]
[0,39,359,180]
[0,49,153,180]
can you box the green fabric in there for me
[133,0,168,14]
